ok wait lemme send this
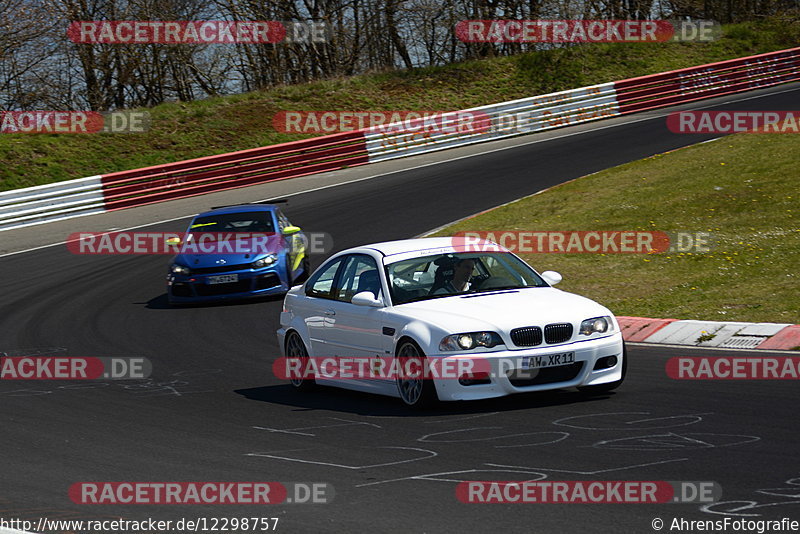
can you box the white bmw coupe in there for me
[277,237,626,408]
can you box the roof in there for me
[359,237,502,257]
[195,204,276,218]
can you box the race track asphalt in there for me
[1,83,798,533]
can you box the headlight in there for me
[579,316,613,336]
[170,263,191,275]
[252,254,277,269]
[440,331,503,351]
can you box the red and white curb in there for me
[619,316,800,350]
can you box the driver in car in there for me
[433,257,476,294]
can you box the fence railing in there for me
[101,130,368,211]
[364,46,799,162]
[1,46,797,231]
[0,176,105,231]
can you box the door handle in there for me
[324,309,336,316]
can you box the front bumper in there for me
[431,332,624,401]
[167,268,287,303]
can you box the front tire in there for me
[286,331,316,391]
[578,342,627,395]
[396,340,438,410]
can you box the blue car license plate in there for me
[207,274,238,284]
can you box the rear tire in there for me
[286,331,316,391]
[396,339,438,410]
[578,342,627,395]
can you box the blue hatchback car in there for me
[166,203,310,305]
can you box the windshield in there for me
[189,212,275,233]
[385,252,548,305]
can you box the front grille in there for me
[191,263,252,274]
[544,323,573,344]
[195,279,252,296]
[510,326,543,347]
[507,362,584,387]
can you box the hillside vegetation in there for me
[1,18,798,192]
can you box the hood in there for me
[172,234,283,268]
[393,288,613,333]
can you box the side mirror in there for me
[282,225,301,236]
[351,291,384,307]
[541,271,562,286]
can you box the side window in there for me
[305,258,344,299]
[336,255,381,302]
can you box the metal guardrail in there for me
[0,175,105,231]
[364,46,799,162]
[1,46,797,231]
[0,132,367,230]
[100,130,368,210]
[364,82,619,162]
[614,47,800,113]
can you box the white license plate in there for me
[208,274,238,284]
[522,351,575,369]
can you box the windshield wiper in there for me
[475,285,520,292]
[474,285,545,293]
